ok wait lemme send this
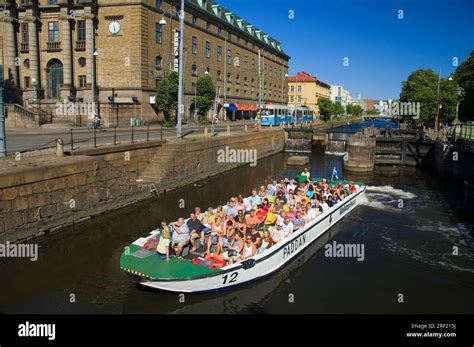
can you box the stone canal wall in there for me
[0,130,285,243]
[0,155,152,243]
[142,129,286,192]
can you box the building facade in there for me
[329,84,351,113]
[0,0,290,126]
[287,71,330,115]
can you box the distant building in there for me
[287,71,330,115]
[350,94,366,111]
[329,85,351,110]
[364,99,375,111]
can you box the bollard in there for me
[227,125,230,136]
[204,126,208,137]
[244,124,248,132]
[270,124,273,129]
[56,138,64,157]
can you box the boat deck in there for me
[120,243,221,280]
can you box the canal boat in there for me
[120,179,366,293]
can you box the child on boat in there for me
[156,222,171,261]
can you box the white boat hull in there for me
[141,186,366,293]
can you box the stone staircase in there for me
[5,103,54,128]
[141,142,182,187]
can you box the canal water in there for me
[1,147,473,314]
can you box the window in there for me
[21,23,29,44]
[192,15,198,26]
[206,21,211,31]
[23,59,30,68]
[155,0,162,10]
[226,49,232,65]
[227,72,231,81]
[24,76,31,88]
[217,45,222,61]
[290,85,294,92]
[78,57,86,67]
[205,41,211,58]
[217,27,222,36]
[79,75,86,88]
[48,22,59,42]
[244,56,248,69]
[297,85,302,92]
[155,56,162,69]
[297,96,302,102]
[191,64,197,76]
[155,23,162,44]
[192,36,197,54]
[77,20,86,42]
[227,31,231,40]
[235,52,240,67]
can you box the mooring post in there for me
[56,137,64,156]
[204,126,208,137]
[244,124,248,132]
[227,125,230,136]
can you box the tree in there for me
[346,103,354,116]
[333,101,344,116]
[352,104,364,116]
[399,68,456,126]
[455,50,474,121]
[366,108,380,115]
[318,98,334,121]
[195,74,215,118]
[155,70,179,122]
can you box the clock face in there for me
[108,21,121,35]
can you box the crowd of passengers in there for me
[154,169,359,263]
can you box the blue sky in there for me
[216,0,474,100]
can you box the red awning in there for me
[240,104,257,111]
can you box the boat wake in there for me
[380,221,474,274]
[365,185,417,199]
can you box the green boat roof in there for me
[120,244,221,280]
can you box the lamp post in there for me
[176,0,184,138]
[435,71,442,134]
[0,65,6,157]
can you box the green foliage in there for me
[399,68,457,126]
[366,108,380,115]
[318,98,334,121]
[346,104,363,116]
[333,102,344,116]
[155,71,179,121]
[455,50,474,121]
[198,117,211,125]
[195,75,215,117]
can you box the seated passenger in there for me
[250,189,262,206]
[282,217,294,237]
[217,221,235,255]
[266,183,275,196]
[292,211,305,229]
[206,217,225,255]
[156,222,171,261]
[264,205,276,226]
[245,209,260,229]
[227,232,244,264]
[258,230,274,254]
[225,197,239,217]
[320,199,330,213]
[272,223,286,243]
[204,207,216,226]
[187,212,204,252]
[172,217,190,257]
[240,235,257,260]
[248,227,262,248]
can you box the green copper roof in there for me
[186,0,288,58]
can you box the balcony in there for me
[19,42,29,53]
[75,40,86,51]
[46,41,61,51]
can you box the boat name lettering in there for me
[283,235,306,259]
[340,198,356,214]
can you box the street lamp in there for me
[176,0,184,138]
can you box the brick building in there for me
[0,0,290,126]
